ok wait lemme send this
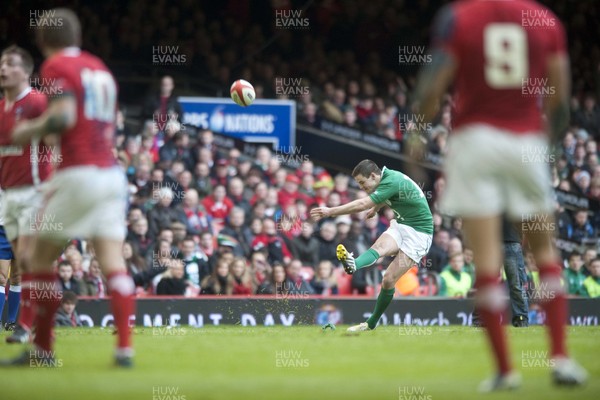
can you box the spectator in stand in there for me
[317,221,338,264]
[574,94,600,138]
[343,108,361,129]
[57,261,81,295]
[285,259,315,295]
[228,177,252,217]
[201,257,232,295]
[321,87,346,123]
[448,217,463,240]
[147,187,187,238]
[179,236,209,290]
[159,131,194,172]
[564,251,586,296]
[197,130,217,158]
[251,218,292,265]
[574,170,591,195]
[582,258,600,298]
[583,248,598,276]
[335,215,352,246]
[278,174,303,209]
[178,188,213,235]
[251,182,269,207]
[561,131,577,164]
[256,263,286,295]
[64,249,84,280]
[79,258,108,298]
[299,174,316,201]
[439,252,472,298]
[313,179,332,207]
[301,102,318,125]
[193,162,213,198]
[199,231,216,260]
[250,250,272,290]
[333,174,351,204]
[123,241,148,281]
[170,221,188,248]
[230,258,254,295]
[463,246,475,283]
[570,144,587,170]
[55,291,83,327]
[156,259,188,296]
[142,75,183,128]
[565,209,596,242]
[254,146,272,172]
[170,170,193,207]
[137,239,170,290]
[427,229,450,273]
[264,187,281,219]
[212,158,232,187]
[202,184,234,225]
[311,260,339,295]
[220,207,254,257]
[291,221,320,268]
[273,168,287,189]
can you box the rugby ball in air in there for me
[230,79,255,107]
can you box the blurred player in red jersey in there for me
[0,45,51,339]
[413,0,587,391]
[2,9,135,367]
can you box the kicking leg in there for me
[364,250,414,329]
[337,231,399,274]
[346,233,409,332]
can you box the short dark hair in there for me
[1,45,34,75]
[352,159,381,178]
[569,251,581,259]
[58,260,72,269]
[36,8,81,49]
[61,290,78,304]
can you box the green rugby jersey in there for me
[368,166,433,235]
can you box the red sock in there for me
[107,272,135,350]
[539,262,567,358]
[31,273,61,352]
[18,273,36,330]
[475,275,511,375]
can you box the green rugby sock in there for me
[366,288,396,329]
[355,248,379,270]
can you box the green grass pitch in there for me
[1,326,599,400]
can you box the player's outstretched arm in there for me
[11,96,77,145]
[310,196,376,221]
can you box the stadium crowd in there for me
[0,0,598,299]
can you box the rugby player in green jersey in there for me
[311,160,433,332]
